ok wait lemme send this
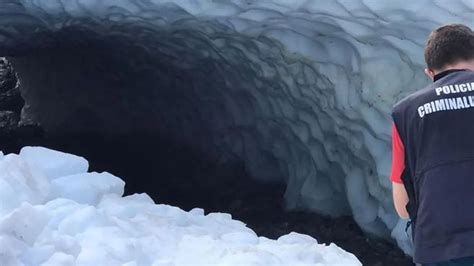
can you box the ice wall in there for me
[0,0,473,254]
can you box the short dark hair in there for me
[424,24,474,70]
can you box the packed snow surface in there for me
[0,147,361,266]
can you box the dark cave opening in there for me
[5,24,295,209]
[0,24,412,265]
[2,25,282,212]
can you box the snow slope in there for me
[0,147,361,266]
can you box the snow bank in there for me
[0,147,361,266]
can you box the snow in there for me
[19,146,89,180]
[49,172,125,205]
[1,0,472,255]
[0,147,361,266]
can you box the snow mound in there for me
[0,147,361,266]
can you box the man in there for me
[390,24,474,265]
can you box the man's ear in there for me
[424,68,435,80]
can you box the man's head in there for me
[424,24,474,80]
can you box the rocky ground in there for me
[0,58,413,266]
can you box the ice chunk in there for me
[221,231,259,244]
[56,206,109,236]
[40,252,75,266]
[0,235,27,265]
[19,146,89,180]
[189,208,205,216]
[0,154,50,217]
[49,172,125,205]
[0,203,48,245]
[277,232,318,244]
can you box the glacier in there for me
[0,0,473,255]
[0,146,361,265]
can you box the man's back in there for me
[392,69,474,263]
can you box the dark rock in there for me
[0,58,18,93]
[0,57,23,114]
[0,85,24,112]
[0,111,19,131]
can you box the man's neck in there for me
[434,61,474,76]
[433,69,467,82]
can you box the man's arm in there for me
[393,183,409,219]
[390,124,409,219]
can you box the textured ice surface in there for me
[0,0,473,254]
[19,146,89,179]
[0,147,361,265]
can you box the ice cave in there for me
[0,0,473,265]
